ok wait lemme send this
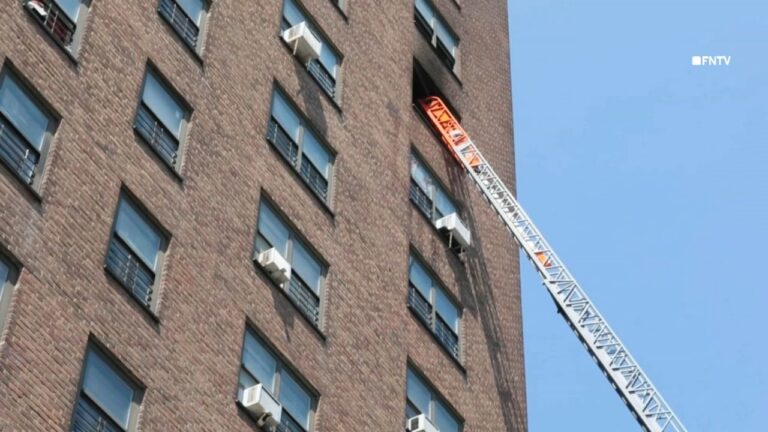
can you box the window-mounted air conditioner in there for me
[282,22,322,64]
[255,248,292,284]
[24,0,49,17]
[407,414,440,432]
[238,384,283,429]
[435,213,471,248]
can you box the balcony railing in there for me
[287,274,320,326]
[307,60,336,98]
[24,0,76,48]
[134,103,179,168]
[0,113,39,185]
[408,285,460,360]
[409,181,433,220]
[71,395,122,432]
[267,119,299,165]
[158,0,200,49]
[299,157,329,201]
[105,235,155,308]
[276,411,307,432]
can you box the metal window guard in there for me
[24,0,76,48]
[408,285,460,359]
[287,273,320,326]
[157,0,200,49]
[0,113,40,185]
[267,119,300,165]
[276,411,308,432]
[306,60,336,98]
[71,395,123,432]
[134,102,180,168]
[299,157,329,201]
[105,235,155,308]
[409,181,434,220]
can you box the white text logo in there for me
[691,56,731,66]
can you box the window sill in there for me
[264,138,335,220]
[407,306,466,374]
[0,165,44,203]
[132,127,185,185]
[103,266,161,325]
[252,262,327,342]
[157,10,205,66]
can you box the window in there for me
[71,346,142,432]
[255,201,326,326]
[414,0,459,70]
[0,256,18,334]
[408,254,460,359]
[267,89,334,202]
[105,195,167,311]
[0,68,56,188]
[405,367,462,432]
[239,328,317,432]
[133,68,190,170]
[410,152,459,222]
[157,0,209,52]
[280,0,342,99]
[23,0,91,54]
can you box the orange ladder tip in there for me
[535,251,552,268]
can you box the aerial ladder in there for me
[418,97,687,432]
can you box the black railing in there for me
[410,181,433,220]
[25,0,76,48]
[307,60,336,98]
[105,235,155,308]
[0,113,39,185]
[267,119,299,165]
[408,284,432,326]
[299,157,328,201]
[435,313,460,359]
[134,103,179,168]
[276,411,307,432]
[288,274,320,326]
[158,0,200,49]
[71,395,123,432]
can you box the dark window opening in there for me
[412,61,460,121]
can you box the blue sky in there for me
[507,0,767,430]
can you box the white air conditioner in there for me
[238,384,283,428]
[435,213,471,248]
[407,414,440,432]
[281,22,322,63]
[24,0,49,17]
[256,248,292,284]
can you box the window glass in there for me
[434,189,457,218]
[435,289,459,333]
[242,331,278,392]
[410,156,432,194]
[56,0,82,21]
[177,0,205,24]
[0,75,50,150]
[302,133,331,178]
[258,202,291,256]
[0,260,8,285]
[292,242,322,294]
[142,72,185,138]
[282,0,303,26]
[406,369,431,417]
[435,402,460,432]
[279,371,312,428]
[115,200,163,270]
[271,91,302,142]
[82,350,135,429]
[318,46,339,78]
[415,0,434,24]
[409,258,432,299]
[435,24,458,55]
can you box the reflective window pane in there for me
[302,132,331,178]
[435,23,458,55]
[292,241,322,294]
[282,0,304,27]
[406,369,431,417]
[115,200,163,270]
[0,74,50,150]
[242,331,278,393]
[279,371,312,428]
[56,0,82,21]
[0,260,8,285]
[434,188,457,219]
[82,350,135,429]
[435,289,459,333]
[142,72,185,138]
[408,258,432,299]
[318,46,340,78]
[271,92,302,142]
[435,402,460,432]
[410,156,432,195]
[258,202,290,256]
[415,0,434,24]
[176,0,205,25]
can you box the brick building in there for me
[0,0,526,431]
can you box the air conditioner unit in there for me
[238,384,283,429]
[24,0,49,17]
[435,213,471,248]
[255,248,292,284]
[281,22,322,63]
[407,414,440,432]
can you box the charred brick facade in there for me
[0,0,526,431]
